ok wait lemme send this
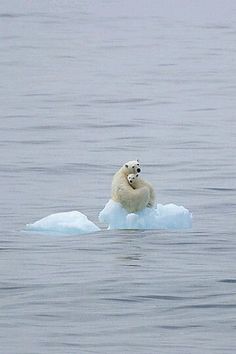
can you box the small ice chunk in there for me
[26,211,100,235]
[99,200,192,230]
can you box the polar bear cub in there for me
[127,173,156,208]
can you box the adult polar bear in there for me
[112,160,153,213]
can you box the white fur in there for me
[127,173,156,208]
[111,160,150,212]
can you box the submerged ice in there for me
[99,200,192,230]
[26,211,100,235]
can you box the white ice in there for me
[99,200,192,230]
[26,211,100,235]
[26,201,192,235]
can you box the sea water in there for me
[1,0,236,353]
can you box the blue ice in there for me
[26,201,192,235]
[99,200,192,230]
[26,211,100,235]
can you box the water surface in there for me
[1,1,236,353]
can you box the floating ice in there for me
[26,211,100,235]
[99,200,192,230]
[26,201,192,235]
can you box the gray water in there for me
[1,1,236,353]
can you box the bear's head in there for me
[122,160,141,176]
[127,173,139,188]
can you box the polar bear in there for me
[127,173,156,208]
[111,160,150,212]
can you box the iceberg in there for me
[26,211,100,235]
[99,200,192,230]
[25,201,192,235]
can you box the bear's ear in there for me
[125,164,128,168]
[137,159,139,162]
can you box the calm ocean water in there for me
[1,1,236,353]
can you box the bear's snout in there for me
[137,168,141,173]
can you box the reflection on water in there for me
[1,0,236,353]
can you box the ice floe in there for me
[99,200,192,230]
